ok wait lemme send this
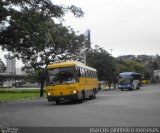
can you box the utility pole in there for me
[84,50,87,65]
[83,29,91,65]
[79,47,88,65]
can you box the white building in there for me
[5,54,16,75]
[16,67,26,75]
[154,70,160,77]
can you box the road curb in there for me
[100,88,118,92]
[0,97,46,103]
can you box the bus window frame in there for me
[47,66,79,85]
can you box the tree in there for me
[0,0,83,22]
[87,45,114,81]
[152,60,159,70]
[20,14,86,96]
[0,58,6,87]
[0,58,6,72]
[123,61,145,74]
[0,0,84,48]
[0,0,85,96]
[24,14,85,96]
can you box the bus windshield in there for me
[118,72,141,85]
[119,78,131,84]
[47,67,77,85]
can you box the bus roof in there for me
[119,72,141,76]
[119,72,142,79]
[47,61,96,71]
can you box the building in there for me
[16,67,26,75]
[5,54,16,75]
[0,55,39,87]
[154,70,160,77]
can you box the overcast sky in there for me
[1,0,160,67]
[54,0,160,57]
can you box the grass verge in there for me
[0,89,43,101]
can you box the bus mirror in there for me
[77,70,81,77]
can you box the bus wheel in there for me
[56,100,60,104]
[47,98,53,102]
[136,86,140,89]
[93,89,96,99]
[90,89,95,99]
[130,85,134,91]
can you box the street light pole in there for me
[84,51,87,65]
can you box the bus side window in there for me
[86,69,89,77]
[92,71,95,78]
[91,71,94,78]
[130,75,133,81]
[81,68,85,77]
[86,69,89,78]
[77,67,81,77]
[90,71,92,78]
[88,70,91,78]
[94,71,97,78]
[95,72,98,78]
[84,69,88,77]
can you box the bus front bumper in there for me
[47,94,79,102]
[118,85,132,89]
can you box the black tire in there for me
[136,84,140,89]
[90,89,96,99]
[130,85,134,91]
[137,86,140,89]
[56,100,60,104]
[47,98,53,102]
[93,89,96,99]
[89,90,93,99]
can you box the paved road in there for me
[0,84,160,127]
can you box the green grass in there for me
[0,89,42,101]
[0,89,39,93]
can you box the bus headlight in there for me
[72,90,78,94]
[48,92,51,96]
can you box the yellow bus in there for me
[46,61,99,104]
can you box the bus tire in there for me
[89,90,94,99]
[93,89,96,99]
[137,86,140,89]
[56,100,60,104]
[130,85,134,91]
[90,89,96,99]
[47,98,53,102]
